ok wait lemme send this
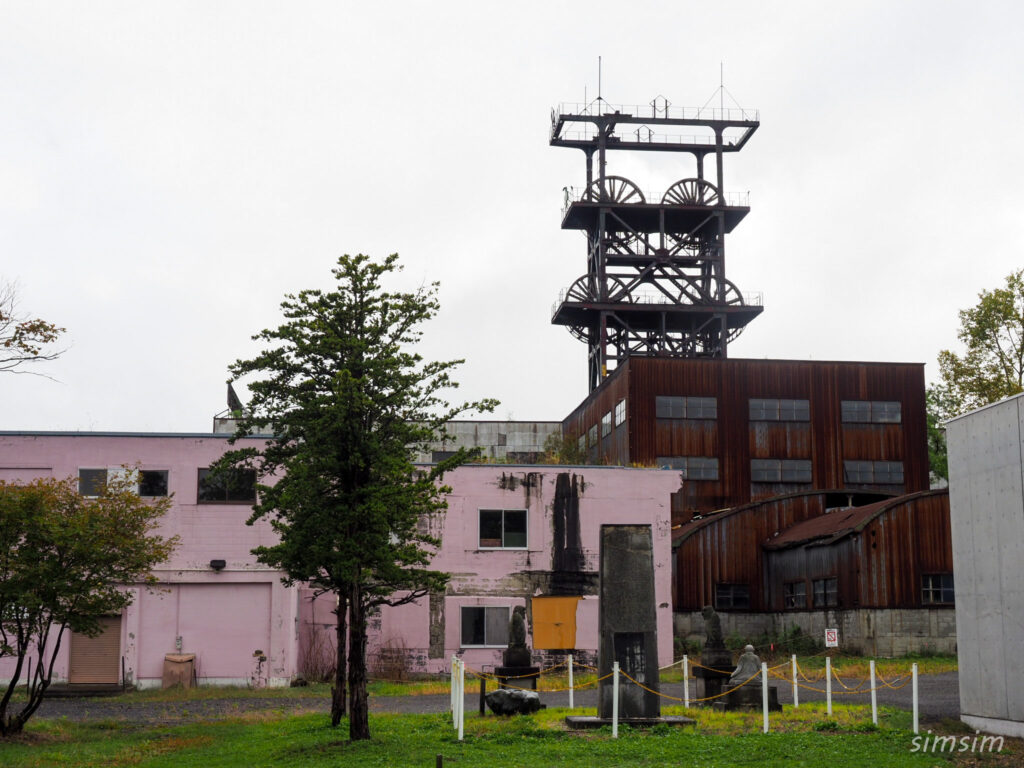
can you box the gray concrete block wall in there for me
[674,608,957,657]
[947,395,1024,737]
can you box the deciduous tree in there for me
[219,253,496,740]
[929,269,1024,480]
[0,474,176,736]
[0,281,64,374]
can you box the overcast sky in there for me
[3,1,1022,432]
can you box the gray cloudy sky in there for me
[3,1,1022,431]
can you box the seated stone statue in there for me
[728,644,762,686]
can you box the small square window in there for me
[921,574,954,605]
[614,399,626,427]
[813,577,838,607]
[138,470,169,497]
[198,468,256,503]
[461,606,510,646]
[657,456,719,480]
[784,581,807,609]
[78,468,107,497]
[479,509,527,549]
[714,583,750,610]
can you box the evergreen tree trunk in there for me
[348,583,370,741]
[330,591,348,727]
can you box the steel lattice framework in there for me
[550,98,763,391]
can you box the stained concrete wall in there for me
[674,608,956,657]
[409,421,562,463]
[946,395,1024,738]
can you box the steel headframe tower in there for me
[550,95,763,391]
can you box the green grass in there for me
[0,702,994,768]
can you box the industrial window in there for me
[478,509,527,549]
[431,450,457,463]
[655,395,717,419]
[655,456,719,480]
[750,459,812,483]
[843,460,904,485]
[197,468,257,503]
[714,583,750,610]
[577,434,586,454]
[460,606,509,647]
[587,424,597,448]
[813,578,838,608]
[137,470,169,497]
[840,400,902,424]
[749,398,810,422]
[78,468,108,497]
[921,574,954,605]
[784,581,807,609]
[601,411,612,438]
[79,468,168,497]
[614,399,626,426]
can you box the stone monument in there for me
[495,605,539,690]
[693,605,733,703]
[597,524,660,719]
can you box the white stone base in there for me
[961,714,1024,740]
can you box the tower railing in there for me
[554,102,759,122]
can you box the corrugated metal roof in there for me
[762,489,948,550]
[670,488,893,546]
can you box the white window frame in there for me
[460,605,510,648]
[477,508,528,550]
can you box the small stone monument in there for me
[485,688,542,716]
[719,644,781,712]
[693,606,733,703]
[495,605,539,690]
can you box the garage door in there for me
[69,616,121,684]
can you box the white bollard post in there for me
[457,660,465,741]
[450,654,456,716]
[870,660,878,726]
[683,655,690,709]
[568,654,574,710]
[792,654,799,709]
[612,661,620,738]
[912,663,919,734]
[761,662,769,733]
[825,657,833,716]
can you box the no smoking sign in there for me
[824,628,839,648]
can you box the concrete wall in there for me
[409,421,562,463]
[0,433,297,688]
[1,434,677,687]
[947,395,1024,738]
[362,465,679,674]
[674,607,957,657]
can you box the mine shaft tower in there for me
[550,96,763,391]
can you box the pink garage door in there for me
[137,583,272,682]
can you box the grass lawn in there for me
[1,700,1009,768]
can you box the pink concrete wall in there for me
[1,435,679,686]
[0,433,296,687]
[369,465,679,675]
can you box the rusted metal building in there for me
[562,356,929,518]
[672,489,954,654]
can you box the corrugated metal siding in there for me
[564,357,928,510]
[758,491,951,612]
[675,491,838,611]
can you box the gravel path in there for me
[33,671,960,725]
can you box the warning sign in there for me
[824,628,839,648]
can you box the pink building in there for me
[0,432,678,687]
